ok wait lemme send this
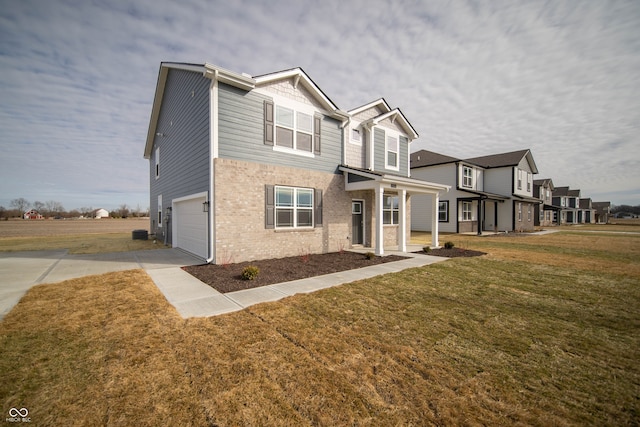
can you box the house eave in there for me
[339,166,450,195]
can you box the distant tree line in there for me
[611,204,640,216]
[0,198,149,219]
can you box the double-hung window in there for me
[155,147,160,179]
[462,166,473,188]
[385,136,399,170]
[273,105,314,153]
[438,201,449,222]
[527,173,532,192]
[518,202,523,221]
[383,195,399,225]
[275,186,313,228]
[462,201,472,221]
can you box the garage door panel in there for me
[174,197,207,259]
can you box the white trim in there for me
[351,199,366,245]
[155,147,160,179]
[157,194,163,228]
[347,98,391,116]
[272,145,315,158]
[385,133,400,171]
[274,186,314,229]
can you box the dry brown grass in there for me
[0,218,163,254]
[1,231,639,425]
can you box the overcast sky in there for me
[1,0,639,212]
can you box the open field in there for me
[1,230,639,425]
[0,218,161,254]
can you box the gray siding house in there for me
[144,63,448,262]
[411,149,540,233]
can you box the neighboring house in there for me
[592,201,611,223]
[578,198,596,224]
[533,178,561,226]
[552,186,581,224]
[144,62,449,262]
[93,208,110,219]
[411,149,540,233]
[23,209,42,220]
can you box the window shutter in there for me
[314,188,323,227]
[264,100,274,146]
[265,185,275,229]
[314,115,321,155]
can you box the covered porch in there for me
[340,166,450,256]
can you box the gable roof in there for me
[464,149,538,173]
[347,98,392,116]
[410,150,460,168]
[253,67,348,118]
[145,63,349,158]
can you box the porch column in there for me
[477,199,483,236]
[431,192,439,248]
[375,185,384,256]
[398,189,407,252]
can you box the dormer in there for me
[345,99,417,177]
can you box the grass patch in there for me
[1,233,639,425]
[0,233,165,254]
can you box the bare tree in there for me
[10,198,29,214]
[45,200,65,217]
[117,204,130,218]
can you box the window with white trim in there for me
[518,202,523,221]
[527,204,532,221]
[462,201,472,221]
[527,173,532,192]
[385,135,399,170]
[517,169,523,190]
[438,201,449,222]
[155,147,160,179]
[275,186,313,228]
[351,127,361,145]
[157,194,162,228]
[462,166,473,188]
[274,105,314,153]
[383,195,399,225]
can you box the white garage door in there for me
[174,196,208,259]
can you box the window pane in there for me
[297,209,313,227]
[276,209,293,227]
[392,211,399,224]
[276,127,294,148]
[392,196,399,209]
[297,189,313,207]
[383,211,391,224]
[387,151,397,167]
[276,187,293,207]
[297,112,312,133]
[296,132,312,152]
[387,135,398,151]
[276,106,294,127]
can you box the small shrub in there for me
[241,266,259,281]
[364,251,375,260]
[422,246,431,253]
[444,241,455,249]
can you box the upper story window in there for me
[526,172,532,192]
[517,169,523,190]
[350,127,361,145]
[155,147,160,179]
[383,195,399,224]
[385,135,399,170]
[264,99,321,157]
[462,166,473,188]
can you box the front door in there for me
[352,201,364,245]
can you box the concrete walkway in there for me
[1,247,448,320]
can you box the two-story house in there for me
[552,186,581,224]
[533,178,560,226]
[144,62,449,262]
[410,149,540,233]
[578,198,596,224]
[592,201,611,223]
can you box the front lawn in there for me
[1,232,638,425]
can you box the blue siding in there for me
[150,69,210,239]
[373,128,409,176]
[217,83,343,174]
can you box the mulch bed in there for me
[416,247,487,258]
[183,251,407,294]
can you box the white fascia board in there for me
[144,65,171,159]
[372,109,419,140]
[347,98,392,116]
[254,68,342,116]
[203,63,255,90]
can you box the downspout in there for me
[340,117,351,166]
[206,70,219,264]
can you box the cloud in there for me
[1,0,639,210]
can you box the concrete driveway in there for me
[0,249,203,320]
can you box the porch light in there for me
[202,201,209,212]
